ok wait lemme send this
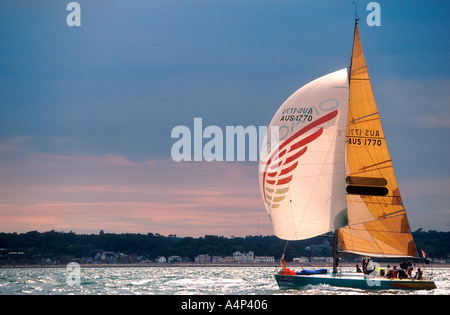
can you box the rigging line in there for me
[345,212,407,228]
[281,240,289,260]
[331,86,349,89]
[354,197,402,206]
[351,144,390,192]
[350,65,367,75]
[346,225,387,255]
[358,159,391,171]
[286,241,303,258]
[346,226,410,235]
[353,1,359,22]
[377,209,406,219]
[350,165,392,176]
[348,116,380,127]
[291,126,337,240]
[350,111,379,123]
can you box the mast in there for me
[348,17,359,81]
[332,231,338,273]
[332,18,360,275]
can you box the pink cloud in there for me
[35,153,156,167]
[0,137,31,152]
[0,197,271,236]
[0,152,270,236]
[2,148,448,234]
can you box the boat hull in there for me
[274,273,436,290]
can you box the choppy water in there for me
[0,266,448,295]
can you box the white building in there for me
[255,256,275,263]
[233,251,254,263]
[293,257,309,263]
[155,256,166,263]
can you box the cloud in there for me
[2,135,449,235]
[420,108,450,129]
[0,196,270,237]
[375,78,450,129]
[36,153,156,167]
[402,177,450,198]
[60,185,141,193]
[0,137,30,152]
[0,148,269,236]
[400,177,450,231]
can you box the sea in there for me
[1,266,448,296]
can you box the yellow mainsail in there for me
[337,21,418,258]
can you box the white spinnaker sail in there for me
[259,69,349,240]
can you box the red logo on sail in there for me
[262,110,338,209]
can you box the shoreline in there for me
[2,262,450,269]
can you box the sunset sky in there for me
[0,0,448,236]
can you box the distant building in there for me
[168,255,182,263]
[39,258,53,265]
[293,257,309,263]
[223,256,234,263]
[95,251,118,263]
[195,254,211,263]
[310,257,333,263]
[212,256,223,263]
[119,253,132,263]
[81,257,93,264]
[233,251,254,263]
[155,256,166,263]
[255,256,275,263]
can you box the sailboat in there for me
[258,19,436,290]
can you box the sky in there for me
[0,0,448,237]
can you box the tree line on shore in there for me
[0,229,448,265]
